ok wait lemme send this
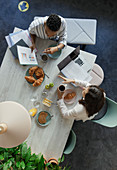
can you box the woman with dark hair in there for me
[57,75,105,122]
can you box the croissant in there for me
[33,77,43,87]
[29,66,38,76]
[25,76,36,83]
[35,68,44,79]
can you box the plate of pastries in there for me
[62,89,77,104]
[25,66,45,87]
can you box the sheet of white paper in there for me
[80,50,97,71]
[10,30,32,47]
[61,61,92,82]
[5,36,12,47]
[17,46,38,65]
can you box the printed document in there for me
[17,46,38,65]
[61,60,92,83]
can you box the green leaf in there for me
[16,161,20,168]
[7,160,12,168]
[21,143,28,159]
[29,154,36,161]
[26,162,34,166]
[3,163,9,170]
[0,164,3,169]
[20,161,25,169]
[61,155,65,162]
[37,153,42,160]
[0,148,5,153]
[0,155,4,160]
[25,147,31,163]
[45,162,51,167]
[16,155,21,162]
[58,155,64,164]
[4,152,8,161]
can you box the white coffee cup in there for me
[40,53,48,62]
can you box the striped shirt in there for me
[28,16,67,46]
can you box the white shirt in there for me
[28,16,67,46]
[57,80,98,122]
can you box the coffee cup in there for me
[58,84,66,92]
[40,53,48,62]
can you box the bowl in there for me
[62,89,77,105]
[48,44,62,59]
[36,111,51,126]
[25,66,45,86]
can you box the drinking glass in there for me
[30,95,40,109]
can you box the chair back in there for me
[63,129,76,154]
[93,97,117,127]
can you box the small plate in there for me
[36,111,51,126]
[63,89,77,105]
[48,44,62,59]
[25,66,45,86]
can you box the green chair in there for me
[93,97,117,127]
[63,129,76,154]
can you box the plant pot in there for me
[48,157,58,165]
[44,157,48,170]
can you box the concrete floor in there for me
[0,0,117,169]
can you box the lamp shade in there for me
[0,101,31,148]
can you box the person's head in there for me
[79,85,105,117]
[45,14,61,37]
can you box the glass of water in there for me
[30,95,40,109]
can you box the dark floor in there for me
[0,0,117,169]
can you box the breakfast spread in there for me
[25,66,44,87]
[38,111,48,124]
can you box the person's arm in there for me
[30,34,36,52]
[74,79,91,88]
[57,99,76,119]
[58,75,90,88]
[43,43,64,54]
[28,20,37,52]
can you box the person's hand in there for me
[43,47,58,54]
[30,43,36,52]
[57,87,64,99]
[58,75,75,84]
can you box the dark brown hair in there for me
[79,85,105,117]
[46,14,61,32]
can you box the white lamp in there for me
[0,101,31,148]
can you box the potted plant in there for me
[46,155,70,170]
[0,142,70,170]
